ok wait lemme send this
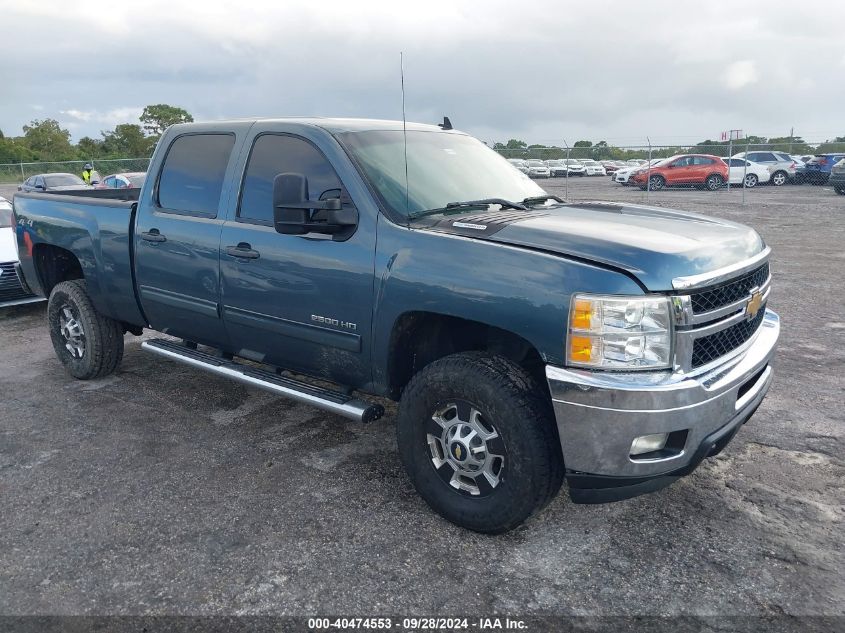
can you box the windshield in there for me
[338,131,545,218]
[44,174,84,187]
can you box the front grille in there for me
[0,262,34,302]
[692,306,766,368]
[689,262,769,313]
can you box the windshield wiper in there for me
[522,194,565,207]
[408,198,527,221]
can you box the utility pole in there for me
[788,127,794,154]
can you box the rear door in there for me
[134,128,245,346]
[217,126,377,386]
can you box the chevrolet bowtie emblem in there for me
[746,290,763,320]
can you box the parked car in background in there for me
[600,160,623,173]
[828,158,845,195]
[506,159,530,175]
[630,154,728,191]
[731,151,795,186]
[613,159,663,185]
[723,158,771,188]
[95,172,147,190]
[580,159,607,176]
[625,159,648,167]
[545,160,568,177]
[525,159,550,178]
[18,173,89,193]
[0,196,43,307]
[803,153,845,185]
[563,159,586,176]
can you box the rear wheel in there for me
[48,280,124,380]
[771,170,787,186]
[835,186,845,195]
[648,174,665,191]
[705,174,724,191]
[397,352,563,534]
[744,173,758,188]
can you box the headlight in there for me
[567,294,672,370]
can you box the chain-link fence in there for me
[0,158,152,184]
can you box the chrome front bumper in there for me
[546,309,779,498]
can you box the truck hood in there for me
[488,202,764,290]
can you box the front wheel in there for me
[648,174,665,191]
[835,186,845,195]
[705,174,724,191]
[397,352,563,533]
[48,280,124,379]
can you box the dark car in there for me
[828,158,845,195]
[803,153,845,185]
[95,172,147,190]
[18,173,89,193]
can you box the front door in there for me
[134,132,238,346]
[218,131,376,387]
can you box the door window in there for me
[238,134,344,225]
[157,133,235,217]
[693,157,715,165]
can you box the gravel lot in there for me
[1,178,843,621]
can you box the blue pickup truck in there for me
[13,118,780,533]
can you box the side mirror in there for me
[272,173,357,239]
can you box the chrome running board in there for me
[142,338,384,423]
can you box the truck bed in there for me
[13,191,146,327]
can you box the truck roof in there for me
[167,117,460,135]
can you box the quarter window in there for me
[238,134,344,224]
[157,133,235,216]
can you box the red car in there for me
[630,154,728,191]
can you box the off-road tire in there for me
[48,280,124,380]
[397,352,564,534]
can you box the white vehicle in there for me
[723,158,771,188]
[525,159,550,178]
[545,160,568,177]
[563,159,586,176]
[0,196,43,307]
[731,151,795,186]
[580,159,607,176]
[613,159,663,185]
[506,158,530,175]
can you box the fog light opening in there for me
[630,433,668,456]
[629,430,688,461]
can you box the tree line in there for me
[492,136,845,161]
[0,104,193,164]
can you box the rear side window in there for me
[238,134,344,224]
[157,133,235,216]
[693,157,714,165]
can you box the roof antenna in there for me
[400,52,410,219]
[438,116,453,131]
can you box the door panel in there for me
[134,132,238,346]
[219,132,376,387]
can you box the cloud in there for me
[59,107,144,128]
[723,60,759,91]
[1,1,844,144]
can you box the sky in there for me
[1,0,843,148]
